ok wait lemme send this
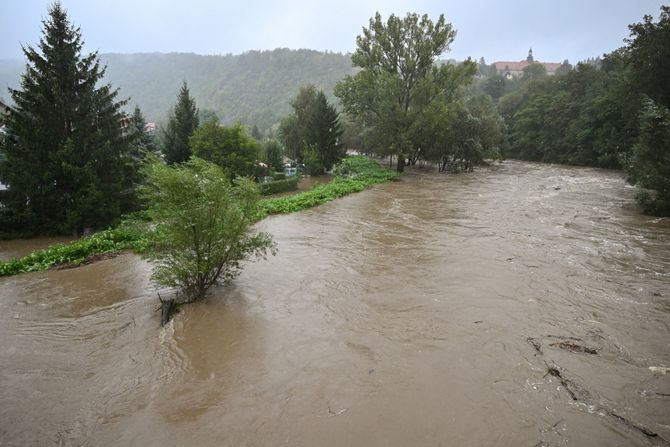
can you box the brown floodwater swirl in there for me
[1,161,669,446]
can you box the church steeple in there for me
[526,48,534,63]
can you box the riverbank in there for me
[0,156,399,277]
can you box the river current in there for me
[1,161,668,446]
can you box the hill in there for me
[0,49,356,131]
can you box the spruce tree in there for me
[309,91,344,171]
[162,82,199,164]
[0,2,132,236]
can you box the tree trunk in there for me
[397,156,405,173]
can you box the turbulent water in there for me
[1,161,668,446]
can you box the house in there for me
[493,49,561,79]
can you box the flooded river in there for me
[1,161,669,446]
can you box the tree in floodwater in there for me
[335,12,476,172]
[142,157,276,319]
[422,90,505,172]
[161,81,199,164]
[0,2,134,236]
[627,98,670,216]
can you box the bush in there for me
[260,176,299,195]
[141,157,276,302]
[271,171,286,180]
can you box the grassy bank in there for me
[0,156,398,277]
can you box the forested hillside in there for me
[0,49,355,131]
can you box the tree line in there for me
[495,6,669,215]
[2,2,668,242]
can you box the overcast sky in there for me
[1,0,666,63]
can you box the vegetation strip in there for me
[0,156,397,277]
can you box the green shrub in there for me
[141,157,276,302]
[260,176,299,195]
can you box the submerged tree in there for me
[335,12,475,171]
[142,157,276,314]
[0,2,133,236]
[162,81,199,164]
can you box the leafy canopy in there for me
[335,12,475,171]
[141,157,276,301]
[190,121,260,179]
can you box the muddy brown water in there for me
[1,161,669,446]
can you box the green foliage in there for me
[258,156,398,216]
[100,49,354,131]
[0,219,150,276]
[627,98,670,215]
[521,63,547,81]
[259,176,299,195]
[626,6,670,109]
[335,12,475,171]
[303,145,323,176]
[141,157,275,301]
[422,89,505,172]
[190,121,260,179]
[0,2,135,236]
[161,81,199,164]
[261,139,284,170]
[279,85,343,171]
[0,156,395,276]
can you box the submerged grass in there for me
[0,156,398,276]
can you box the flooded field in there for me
[1,161,668,446]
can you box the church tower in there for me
[526,48,534,63]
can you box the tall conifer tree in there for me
[162,82,199,164]
[0,2,132,235]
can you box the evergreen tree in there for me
[162,81,198,164]
[279,85,343,173]
[0,2,132,236]
[127,105,158,156]
[308,91,344,171]
[251,124,263,141]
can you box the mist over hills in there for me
[0,48,356,131]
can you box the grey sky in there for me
[1,0,666,63]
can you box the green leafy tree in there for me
[279,85,343,173]
[522,63,547,81]
[142,157,276,305]
[261,138,284,170]
[335,12,475,171]
[627,98,670,215]
[190,121,260,179]
[625,6,670,109]
[0,2,133,236]
[198,108,219,125]
[162,81,199,164]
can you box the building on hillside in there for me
[492,49,561,79]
